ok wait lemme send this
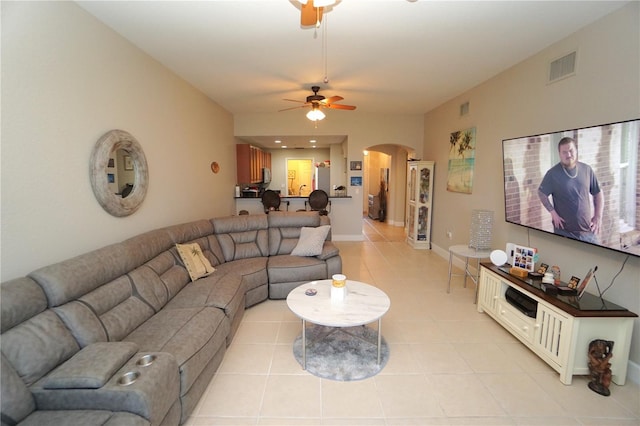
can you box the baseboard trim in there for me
[626,359,640,385]
[332,234,365,242]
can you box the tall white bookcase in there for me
[406,161,434,249]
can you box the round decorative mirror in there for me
[90,129,148,217]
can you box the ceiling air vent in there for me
[549,51,576,83]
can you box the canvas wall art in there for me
[447,127,476,194]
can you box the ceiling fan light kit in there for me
[306,108,326,121]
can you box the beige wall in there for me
[1,2,236,280]
[423,3,640,370]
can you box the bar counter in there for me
[234,195,352,215]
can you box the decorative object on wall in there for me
[124,155,134,171]
[469,209,494,250]
[350,176,362,186]
[90,129,149,217]
[210,161,220,174]
[447,127,476,194]
[350,161,362,171]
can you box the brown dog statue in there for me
[587,339,614,396]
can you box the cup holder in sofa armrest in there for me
[136,354,157,367]
[32,352,180,426]
[43,342,138,389]
[117,371,140,386]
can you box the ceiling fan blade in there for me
[322,96,344,104]
[327,103,356,110]
[278,105,311,112]
[301,0,323,26]
[283,98,307,104]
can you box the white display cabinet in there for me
[406,161,434,249]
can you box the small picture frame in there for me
[107,173,115,183]
[108,158,115,168]
[350,176,362,186]
[124,155,134,171]
[577,268,594,299]
[350,161,362,171]
[568,276,581,290]
[536,263,549,274]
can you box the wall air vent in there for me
[460,101,469,117]
[549,51,577,83]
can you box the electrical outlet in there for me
[447,231,453,239]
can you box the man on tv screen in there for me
[537,137,604,244]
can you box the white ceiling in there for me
[77,0,627,147]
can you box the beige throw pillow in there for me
[176,243,216,281]
[291,225,331,257]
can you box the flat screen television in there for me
[502,118,640,258]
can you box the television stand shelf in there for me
[478,263,636,385]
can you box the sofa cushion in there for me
[176,243,216,281]
[0,278,48,334]
[2,310,80,386]
[211,215,269,261]
[291,225,331,256]
[123,306,229,396]
[43,342,138,389]
[267,254,330,284]
[217,257,268,291]
[165,272,243,314]
[28,242,138,307]
[57,275,156,343]
[267,211,323,256]
[1,354,36,425]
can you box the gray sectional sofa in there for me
[1,211,341,426]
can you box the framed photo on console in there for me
[577,268,594,299]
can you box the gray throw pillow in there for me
[291,225,331,256]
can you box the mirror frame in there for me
[90,129,148,217]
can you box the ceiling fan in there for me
[280,86,356,121]
[298,0,338,27]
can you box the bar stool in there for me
[447,244,492,302]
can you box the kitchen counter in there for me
[234,195,352,215]
[234,196,352,199]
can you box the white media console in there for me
[478,264,636,385]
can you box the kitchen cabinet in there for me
[236,144,271,184]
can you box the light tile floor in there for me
[186,218,639,425]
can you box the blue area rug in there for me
[293,324,390,381]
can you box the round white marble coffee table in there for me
[286,279,391,369]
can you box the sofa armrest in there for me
[32,352,179,426]
[43,342,138,389]
[317,241,340,260]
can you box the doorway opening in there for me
[286,158,313,196]
[363,144,415,228]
